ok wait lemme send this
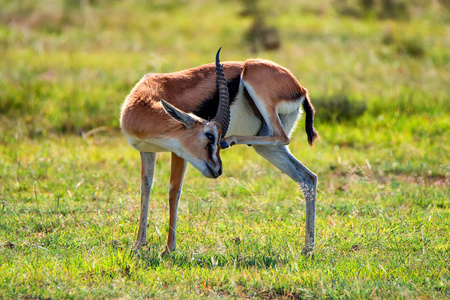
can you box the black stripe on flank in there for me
[193,75,241,121]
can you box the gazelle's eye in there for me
[205,133,215,142]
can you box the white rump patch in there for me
[277,96,304,137]
[277,98,302,114]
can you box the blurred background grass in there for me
[0,0,449,139]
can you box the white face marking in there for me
[208,125,220,165]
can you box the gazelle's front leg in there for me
[253,145,317,255]
[160,152,187,256]
[221,134,290,148]
[134,152,157,251]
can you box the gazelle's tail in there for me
[302,96,319,146]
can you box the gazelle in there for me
[120,48,318,256]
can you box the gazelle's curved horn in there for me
[214,47,231,139]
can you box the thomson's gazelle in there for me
[120,48,318,256]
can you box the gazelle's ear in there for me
[161,99,196,128]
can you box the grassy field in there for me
[0,0,449,298]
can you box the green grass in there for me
[1,0,449,298]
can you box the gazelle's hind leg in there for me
[222,59,308,148]
[253,145,317,254]
[160,153,187,256]
[221,81,294,147]
[134,152,157,251]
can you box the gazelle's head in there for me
[160,48,231,179]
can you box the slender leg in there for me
[133,152,157,251]
[221,134,290,147]
[253,145,317,255]
[160,152,187,256]
[222,119,290,148]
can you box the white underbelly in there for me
[126,135,171,152]
[225,94,262,137]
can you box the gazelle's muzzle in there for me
[204,162,222,179]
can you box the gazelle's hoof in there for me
[220,141,230,149]
[132,241,146,255]
[301,245,314,259]
[159,246,175,257]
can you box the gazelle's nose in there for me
[211,165,222,179]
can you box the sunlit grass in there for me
[1,130,448,298]
[0,0,449,298]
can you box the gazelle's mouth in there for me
[205,164,221,179]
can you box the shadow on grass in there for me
[313,94,367,123]
[136,248,299,270]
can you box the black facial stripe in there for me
[207,143,214,159]
[193,75,241,120]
